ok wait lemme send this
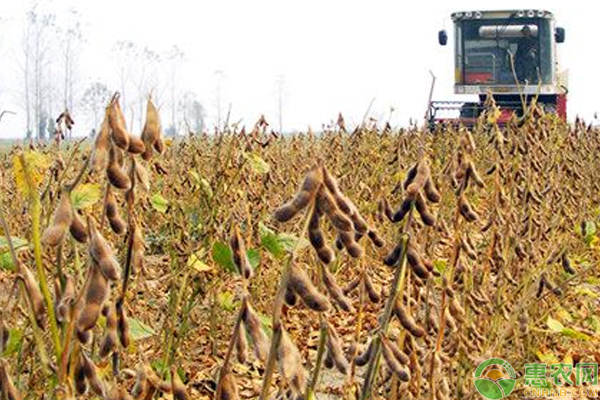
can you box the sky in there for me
[0,0,597,138]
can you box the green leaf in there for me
[247,248,260,269]
[433,259,448,274]
[546,316,564,332]
[212,241,259,274]
[243,152,270,174]
[128,318,156,341]
[536,350,559,365]
[3,328,23,357]
[590,316,600,333]
[217,291,237,312]
[0,253,14,271]
[71,183,102,210]
[0,237,28,252]
[560,328,591,341]
[259,224,285,259]
[259,223,306,259]
[212,241,236,273]
[200,178,213,199]
[150,193,169,213]
[583,221,597,245]
[575,286,599,298]
[187,253,212,273]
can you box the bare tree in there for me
[80,81,110,128]
[179,91,205,134]
[21,2,56,141]
[166,45,184,135]
[274,74,286,133]
[57,7,83,133]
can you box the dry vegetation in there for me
[0,96,600,400]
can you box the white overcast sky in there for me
[0,0,597,138]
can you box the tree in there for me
[21,2,56,141]
[80,81,111,128]
[179,91,205,135]
[166,45,184,135]
[57,7,83,133]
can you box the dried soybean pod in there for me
[414,192,435,226]
[536,274,547,298]
[316,187,353,232]
[171,367,190,400]
[324,349,334,369]
[364,275,380,303]
[0,315,9,352]
[42,192,73,246]
[236,323,248,364]
[322,266,354,312]
[74,353,88,395]
[381,336,409,364]
[367,229,385,248]
[135,162,151,191]
[99,304,118,358]
[337,230,363,258]
[0,359,22,400]
[241,300,269,361]
[467,161,485,188]
[342,276,361,295]
[105,188,126,235]
[77,265,109,333]
[449,297,466,323]
[406,160,430,196]
[392,198,412,223]
[116,299,130,348]
[458,195,479,222]
[394,301,425,338]
[131,224,145,274]
[127,135,146,154]
[141,98,162,161]
[106,147,131,190]
[108,98,130,150]
[384,243,404,267]
[81,351,105,397]
[218,371,240,400]
[288,263,331,312]
[284,286,298,307]
[274,164,322,222]
[381,338,410,382]
[90,115,111,172]
[277,327,306,394]
[308,207,335,264]
[403,162,418,189]
[131,364,150,399]
[229,226,253,279]
[70,211,88,243]
[561,252,576,274]
[56,275,75,323]
[406,245,430,280]
[424,178,441,203]
[379,197,395,222]
[326,323,349,374]
[21,265,45,327]
[354,340,373,366]
[89,221,121,281]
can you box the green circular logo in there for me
[473,358,516,399]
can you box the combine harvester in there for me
[428,9,567,126]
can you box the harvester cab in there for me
[429,10,567,127]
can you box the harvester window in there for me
[459,19,551,86]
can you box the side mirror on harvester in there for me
[438,30,448,46]
[555,27,565,43]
